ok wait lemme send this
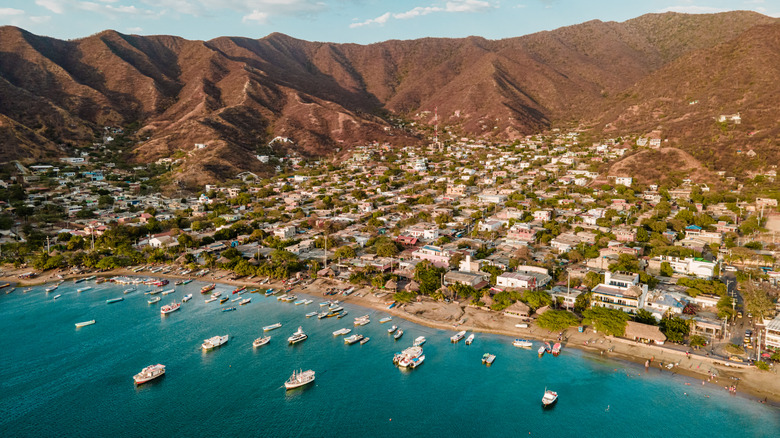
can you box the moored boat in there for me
[332,328,352,336]
[161,289,175,295]
[393,346,423,367]
[544,342,552,353]
[148,296,161,304]
[337,311,349,319]
[77,287,92,293]
[344,334,364,345]
[284,369,315,390]
[160,302,181,314]
[542,389,558,407]
[413,336,426,347]
[287,326,308,344]
[379,317,392,323]
[253,336,271,348]
[106,297,124,304]
[220,297,229,303]
[482,353,496,365]
[360,337,370,345]
[552,342,561,356]
[387,325,398,334]
[204,297,217,303]
[53,294,62,300]
[465,334,475,345]
[182,294,192,302]
[200,283,216,294]
[450,330,467,343]
[222,307,236,312]
[232,285,246,294]
[133,364,165,385]
[513,339,533,348]
[75,320,96,328]
[202,335,229,350]
[305,311,318,318]
[263,322,282,331]
[211,291,222,299]
[123,288,135,294]
[538,346,546,357]
[393,329,404,340]
[239,298,251,305]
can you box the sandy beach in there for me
[3,266,779,406]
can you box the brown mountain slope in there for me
[0,11,777,185]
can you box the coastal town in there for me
[2,125,780,401]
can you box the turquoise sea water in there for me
[1,280,778,438]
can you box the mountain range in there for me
[0,11,778,186]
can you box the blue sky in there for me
[0,0,777,43]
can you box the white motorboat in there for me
[332,328,352,336]
[253,336,271,348]
[75,320,96,328]
[182,294,192,302]
[133,364,165,385]
[160,302,181,314]
[344,334,364,345]
[287,326,308,344]
[284,369,315,390]
[542,389,558,407]
[513,339,533,348]
[387,325,398,334]
[450,330,467,343]
[465,334,475,345]
[413,336,426,347]
[263,322,282,331]
[148,296,161,304]
[202,335,229,350]
[393,329,403,340]
[379,317,392,323]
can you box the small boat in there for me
[95,278,106,284]
[232,285,246,294]
[284,369,315,390]
[393,346,424,367]
[204,297,217,303]
[387,325,398,334]
[239,298,251,305]
[182,294,192,302]
[305,311,318,318]
[544,342,552,354]
[148,289,161,295]
[211,291,222,299]
[222,307,237,312]
[23,287,33,293]
[482,353,496,365]
[264,289,275,296]
[161,302,181,314]
[379,317,392,323]
[276,294,288,301]
[123,288,135,294]
[302,299,313,305]
[294,300,306,305]
[200,283,216,294]
[354,317,370,326]
[263,322,282,331]
[360,337,370,345]
[77,287,92,293]
[0,283,10,289]
[133,364,165,385]
[538,346,546,357]
[552,343,561,356]
[387,302,396,309]
[45,286,58,293]
[344,334,364,345]
[106,297,124,304]
[202,335,229,350]
[75,320,96,328]
[53,294,62,300]
[542,389,558,408]
[408,355,425,369]
[253,336,271,348]
[148,297,161,304]
[513,339,533,349]
[450,331,467,343]
[319,301,330,307]
[333,328,352,336]
[337,311,349,319]
[161,289,175,295]
[317,312,329,319]
[220,297,229,304]
[465,334,475,345]
[287,326,308,344]
[394,329,403,340]
[413,336,426,347]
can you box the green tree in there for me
[334,245,356,260]
[524,289,553,312]
[583,307,630,336]
[689,335,707,349]
[659,317,690,343]
[634,309,657,325]
[413,261,445,296]
[537,310,580,332]
[660,262,674,277]
[716,295,736,320]
[584,271,603,289]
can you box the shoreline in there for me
[3,267,779,406]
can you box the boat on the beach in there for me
[413,336,426,347]
[200,283,216,294]
[202,335,229,350]
[482,353,496,365]
[77,287,92,293]
[106,297,124,304]
[387,325,398,334]
[333,328,352,336]
[284,369,315,390]
[450,331,467,343]
[552,343,561,356]
[182,294,192,302]
[379,317,392,323]
[465,334,475,345]
[542,389,558,408]
[345,334,364,345]
[253,336,270,348]
[263,322,282,331]
[513,339,533,348]
[222,307,236,312]
[175,279,193,286]
[75,320,96,328]
[287,326,308,344]
[538,346,546,357]
[360,337,370,345]
[305,311,318,318]
[148,296,161,304]
[161,302,181,314]
[387,302,397,309]
[394,329,404,340]
[133,364,165,385]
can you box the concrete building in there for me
[590,271,648,315]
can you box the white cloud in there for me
[35,0,66,14]
[351,0,494,28]
[126,26,143,32]
[0,8,25,17]
[76,2,156,16]
[30,15,52,23]
[242,10,269,23]
[658,5,729,14]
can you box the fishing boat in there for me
[450,330,467,343]
[53,294,62,300]
[232,285,246,294]
[284,369,315,390]
[161,289,175,295]
[182,294,192,302]
[379,317,392,323]
[393,346,423,367]
[305,311,318,318]
[337,311,349,319]
[95,278,106,284]
[465,334,475,345]
[148,289,161,295]
[538,346,546,357]
[333,328,352,336]
[239,297,251,305]
[287,326,308,344]
[222,307,237,312]
[77,287,92,293]
[211,291,222,299]
[220,297,229,304]
[106,297,124,304]
[413,336,426,347]
[387,302,397,309]
[281,295,297,303]
[263,322,282,331]
[344,334,364,345]
[387,325,398,334]
[294,299,306,305]
[75,320,96,328]
[253,336,271,348]
[204,297,217,303]
[264,289,275,296]
[160,302,181,314]
[544,342,552,354]
[360,337,370,345]
[123,288,135,294]
[552,343,561,356]
[0,283,10,289]
[45,286,58,293]
[302,299,313,305]
[394,329,404,340]
[133,364,165,385]
[202,335,229,350]
[148,296,161,304]
[482,353,496,365]
[408,355,425,369]
[200,283,216,294]
[317,312,329,319]
[513,339,533,348]
[354,316,370,326]
[542,389,558,408]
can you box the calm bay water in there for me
[1,280,778,438]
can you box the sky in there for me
[0,0,778,43]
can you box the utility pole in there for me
[46,236,51,255]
